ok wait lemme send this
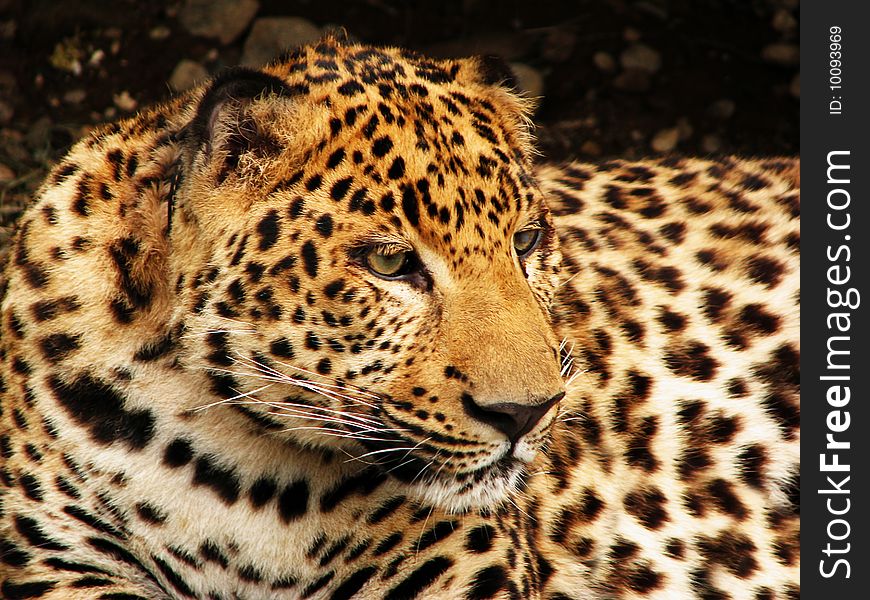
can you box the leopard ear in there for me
[183,67,294,181]
[477,55,518,89]
[462,55,536,157]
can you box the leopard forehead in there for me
[185,38,547,257]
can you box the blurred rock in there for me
[772,9,797,34]
[613,68,651,92]
[623,27,642,42]
[634,1,669,20]
[113,91,137,112]
[0,163,14,182]
[761,43,799,66]
[0,19,15,41]
[701,134,722,153]
[170,60,209,92]
[708,98,736,119]
[0,70,16,95]
[424,33,531,62]
[50,37,84,76]
[620,43,661,73]
[149,25,171,41]
[25,117,53,151]
[676,117,693,141]
[509,62,544,98]
[541,28,576,63]
[0,100,12,125]
[179,0,260,45]
[0,203,22,217]
[790,73,800,98]
[651,127,679,152]
[0,129,29,163]
[88,49,106,67]
[592,51,616,72]
[580,140,602,156]
[241,17,321,67]
[63,89,87,105]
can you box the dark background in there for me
[0,0,799,246]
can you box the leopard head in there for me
[173,38,565,512]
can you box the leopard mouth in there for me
[349,401,547,510]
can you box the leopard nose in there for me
[463,392,565,442]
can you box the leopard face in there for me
[172,41,565,511]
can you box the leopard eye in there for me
[366,249,413,278]
[513,228,541,257]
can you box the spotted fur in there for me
[0,37,799,599]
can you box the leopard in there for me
[0,36,799,599]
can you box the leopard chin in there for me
[404,456,528,514]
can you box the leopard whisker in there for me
[344,445,427,463]
[254,396,383,427]
[194,382,387,433]
[181,328,256,339]
[397,436,432,464]
[354,435,434,471]
[429,454,449,487]
[557,404,586,424]
[191,383,276,412]
[280,426,397,444]
[505,493,532,521]
[337,447,380,466]
[241,400,382,431]
[556,269,582,289]
[559,339,578,382]
[210,314,258,328]
[199,365,371,418]
[565,367,587,388]
[257,402,388,433]
[560,356,575,378]
[384,456,421,476]
[409,450,441,487]
[527,469,554,477]
[192,383,391,438]
[221,361,379,411]
[232,352,380,408]
[414,503,438,562]
[243,352,381,401]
